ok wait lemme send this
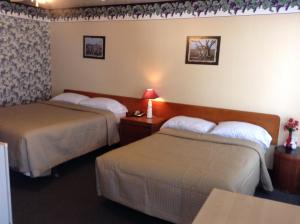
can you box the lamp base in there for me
[147,99,153,119]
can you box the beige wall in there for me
[50,13,300,143]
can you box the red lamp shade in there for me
[142,88,159,99]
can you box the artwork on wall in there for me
[185,36,221,65]
[83,36,105,59]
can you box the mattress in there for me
[96,128,273,224]
[0,101,119,177]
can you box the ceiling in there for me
[11,0,177,9]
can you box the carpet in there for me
[10,147,300,224]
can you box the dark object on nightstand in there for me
[119,116,166,146]
[274,145,300,194]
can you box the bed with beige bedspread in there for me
[0,101,119,177]
[96,128,273,224]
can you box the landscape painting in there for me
[185,36,221,65]
[83,36,105,59]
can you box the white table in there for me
[192,188,300,224]
[0,143,13,224]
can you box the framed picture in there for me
[185,36,221,65]
[83,36,105,59]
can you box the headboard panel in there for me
[64,89,141,112]
[64,89,280,144]
[152,101,280,145]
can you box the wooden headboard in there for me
[64,89,141,112]
[64,89,280,144]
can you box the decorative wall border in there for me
[50,0,300,21]
[0,1,50,20]
[0,0,299,21]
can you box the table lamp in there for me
[142,88,159,119]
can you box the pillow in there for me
[210,121,272,149]
[161,116,216,134]
[50,93,90,104]
[79,97,128,114]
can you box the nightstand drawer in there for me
[119,116,166,146]
[120,123,152,146]
[274,146,300,194]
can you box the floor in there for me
[10,147,300,224]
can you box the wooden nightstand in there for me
[119,116,166,146]
[274,145,300,194]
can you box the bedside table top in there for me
[121,116,167,126]
[192,189,300,224]
[275,145,300,159]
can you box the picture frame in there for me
[185,36,221,65]
[83,36,105,59]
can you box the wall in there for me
[50,13,300,143]
[0,15,51,106]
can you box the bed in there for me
[0,98,121,177]
[95,102,280,224]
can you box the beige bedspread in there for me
[96,128,273,224]
[0,101,119,177]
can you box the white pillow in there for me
[79,97,128,114]
[50,93,90,104]
[210,121,272,149]
[161,116,216,134]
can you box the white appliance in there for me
[0,142,13,224]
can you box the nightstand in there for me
[119,116,167,146]
[274,145,300,194]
